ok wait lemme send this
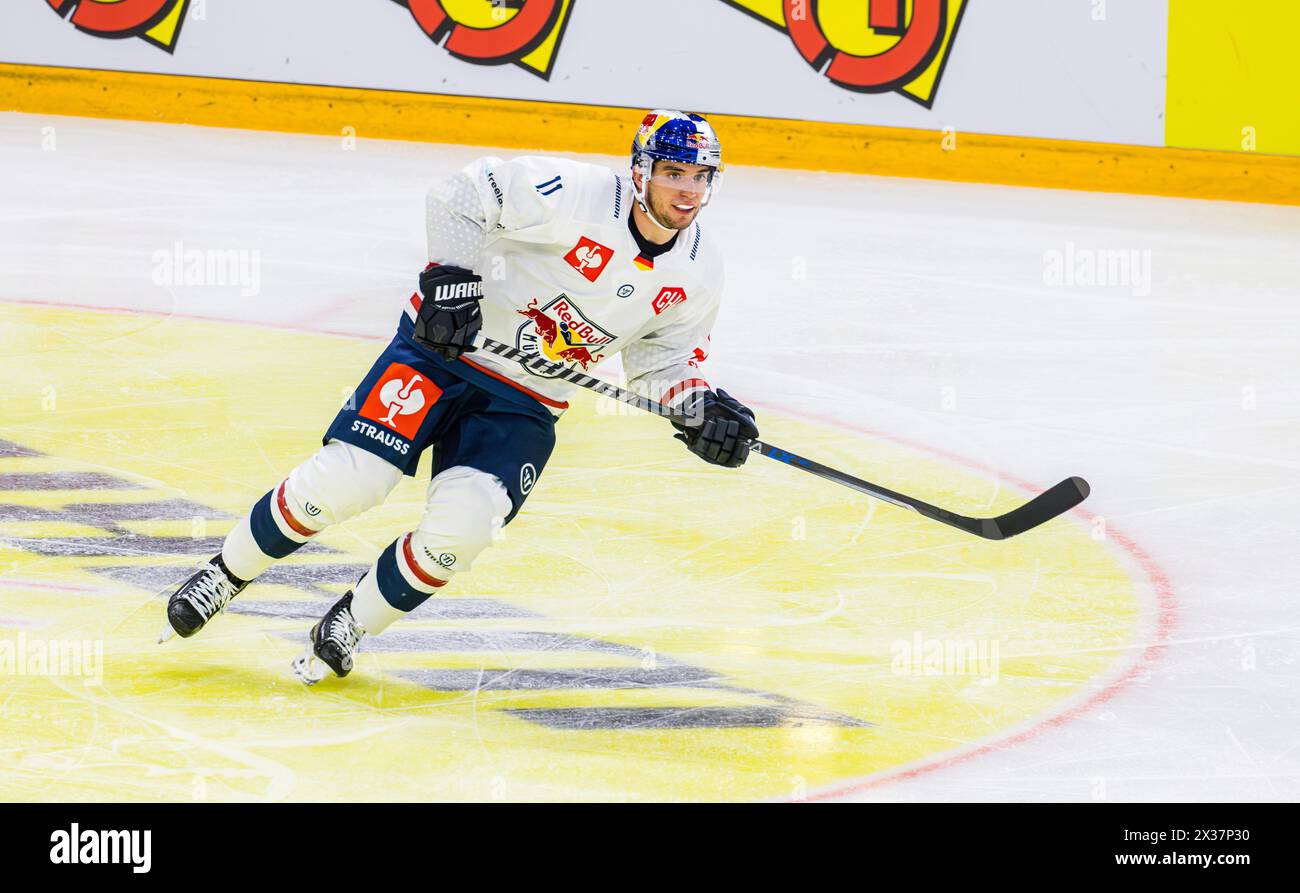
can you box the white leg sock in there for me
[350,570,413,636]
[220,514,277,582]
[219,440,403,584]
[349,466,511,635]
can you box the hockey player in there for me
[161,110,760,683]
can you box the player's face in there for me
[645,161,713,229]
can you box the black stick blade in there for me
[984,476,1091,540]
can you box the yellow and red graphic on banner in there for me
[42,0,966,103]
[721,0,968,106]
[46,0,190,53]
[393,0,577,80]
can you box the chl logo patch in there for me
[564,237,614,283]
[652,287,688,315]
[520,463,537,495]
[359,363,441,439]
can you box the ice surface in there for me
[1,113,1297,801]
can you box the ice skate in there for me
[292,591,366,685]
[160,556,248,642]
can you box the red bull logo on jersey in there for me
[717,0,968,107]
[45,0,191,52]
[395,0,577,80]
[564,236,614,283]
[516,295,614,375]
[359,363,442,439]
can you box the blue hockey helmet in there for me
[630,110,724,221]
[632,109,724,170]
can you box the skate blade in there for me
[158,619,177,644]
[292,646,329,686]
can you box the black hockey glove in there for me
[413,263,483,361]
[672,389,759,468]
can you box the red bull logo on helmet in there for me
[635,111,724,170]
[515,295,615,375]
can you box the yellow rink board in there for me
[0,303,1144,801]
[1166,0,1300,157]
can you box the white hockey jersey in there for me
[400,155,724,416]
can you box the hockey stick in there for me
[477,338,1090,540]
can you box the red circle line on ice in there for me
[743,400,1178,802]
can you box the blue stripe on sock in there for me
[248,489,306,559]
[375,539,436,613]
